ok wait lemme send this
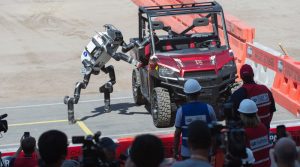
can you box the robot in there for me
[64,24,149,124]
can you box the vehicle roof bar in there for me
[139,2,223,17]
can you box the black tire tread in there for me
[152,87,172,128]
[132,70,145,105]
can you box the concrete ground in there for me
[216,0,300,60]
[0,0,299,150]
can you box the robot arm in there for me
[113,52,141,67]
[113,37,150,67]
[121,37,150,53]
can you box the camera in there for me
[72,131,116,167]
[210,122,247,167]
[269,124,289,144]
[276,124,288,140]
[210,122,246,155]
[211,102,253,166]
[209,121,247,167]
[0,114,8,133]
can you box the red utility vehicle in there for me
[130,2,237,128]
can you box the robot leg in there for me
[64,74,91,124]
[99,65,116,112]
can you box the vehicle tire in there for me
[151,87,172,128]
[170,102,177,126]
[132,70,145,105]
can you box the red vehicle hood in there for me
[156,50,233,75]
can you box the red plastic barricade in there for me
[228,35,247,79]
[272,56,300,117]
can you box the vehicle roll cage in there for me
[137,1,230,52]
[139,1,223,17]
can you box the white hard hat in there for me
[242,148,255,165]
[238,99,258,114]
[183,79,202,94]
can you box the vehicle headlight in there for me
[223,60,235,68]
[220,60,236,73]
[158,66,178,78]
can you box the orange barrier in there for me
[228,35,247,78]
[246,43,280,71]
[131,0,156,6]
[221,13,255,43]
[272,56,300,117]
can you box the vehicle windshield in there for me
[149,11,229,53]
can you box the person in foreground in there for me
[238,99,271,167]
[172,120,212,167]
[10,136,39,167]
[99,137,119,167]
[125,134,165,167]
[38,130,69,167]
[271,137,300,167]
[173,79,217,159]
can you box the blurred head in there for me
[184,79,202,101]
[38,130,68,166]
[238,99,260,127]
[187,120,211,151]
[274,137,298,166]
[21,136,36,156]
[129,134,164,167]
[240,114,260,128]
[99,137,118,161]
[240,64,254,83]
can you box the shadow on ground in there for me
[79,102,149,121]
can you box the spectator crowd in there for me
[3,64,300,167]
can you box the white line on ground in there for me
[271,119,300,124]
[104,129,174,138]
[0,96,132,110]
[271,121,300,128]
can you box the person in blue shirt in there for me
[172,120,213,167]
[173,79,217,160]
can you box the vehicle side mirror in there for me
[152,21,164,30]
[193,18,209,27]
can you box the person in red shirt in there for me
[10,136,39,167]
[238,99,272,167]
[229,64,276,129]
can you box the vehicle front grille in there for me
[184,70,215,78]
